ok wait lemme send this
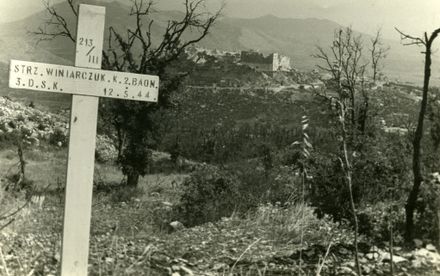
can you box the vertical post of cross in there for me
[60,4,105,276]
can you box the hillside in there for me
[0,1,438,89]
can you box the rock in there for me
[346,261,355,268]
[426,244,437,252]
[339,247,349,255]
[338,266,356,275]
[414,248,440,264]
[413,238,423,248]
[415,248,431,258]
[105,257,114,263]
[361,265,372,275]
[180,266,194,275]
[170,221,185,231]
[366,252,379,260]
[381,252,407,263]
[411,259,422,268]
[162,201,173,207]
[212,263,228,271]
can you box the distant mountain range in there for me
[0,0,438,90]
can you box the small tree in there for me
[35,0,221,187]
[395,27,440,242]
[314,27,367,130]
[314,27,388,136]
[370,29,389,82]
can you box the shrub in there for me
[234,161,299,209]
[416,172,440,242]
[175,161,301,227]
[5,173,34,193]
[110,186,144,203]
[93,179,121,194]
[151,202,175,232]
[95,135,118,163]
[307,133,412,225]
[308,153,352,220]
[49,128,67,147]
[175,165,240,227]
[247,202,355,245]
[357,201,405,243]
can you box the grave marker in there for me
[8,4,159,275]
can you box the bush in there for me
[49,128,67,147]
[151,202,175,233]
[357,202,405,243]
[307,134,412,225]
[4,174,35,198]
[416,173,440,242]
[175,165,241,227]
[234,161,299,209]
[175,161,301,227]
[110,186,144,203]
[247,202,355,245]
[93,179,122,194]
[308,153,351,220]
[95,135,117,163]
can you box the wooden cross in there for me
[8,4,159,275]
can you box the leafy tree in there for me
[35,0,221,186]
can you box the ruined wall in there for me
[272,53,291,72]
[241,51,291,72]
[240,51,273,71]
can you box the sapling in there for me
[292,115,313,274]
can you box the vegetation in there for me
[395,27,440,242]
[35,0,221,187]
[2,1,440,275]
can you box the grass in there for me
[0,146,67,190]
[0,145,187,192]
[1,166,440,275]
[0,82,435,274]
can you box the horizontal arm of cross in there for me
[9,59,159,103]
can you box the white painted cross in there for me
[8,4,159,276]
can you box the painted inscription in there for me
[9,60,159,102]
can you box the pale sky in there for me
[0,0,439,39]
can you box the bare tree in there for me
[312,93,362,276]
[33,0,77,43]
[336,99,361,276]
[370,29,389,82]
[34,0,222,187]
[395,27,440,242]
[314,27,367,132]
[314,27,390,137]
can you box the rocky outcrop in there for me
[0,96,68,146]
[0,96,117,162]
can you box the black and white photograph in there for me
[1,0,440,275]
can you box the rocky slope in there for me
[0,96,116,162]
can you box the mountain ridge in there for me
[0,1,438,86]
